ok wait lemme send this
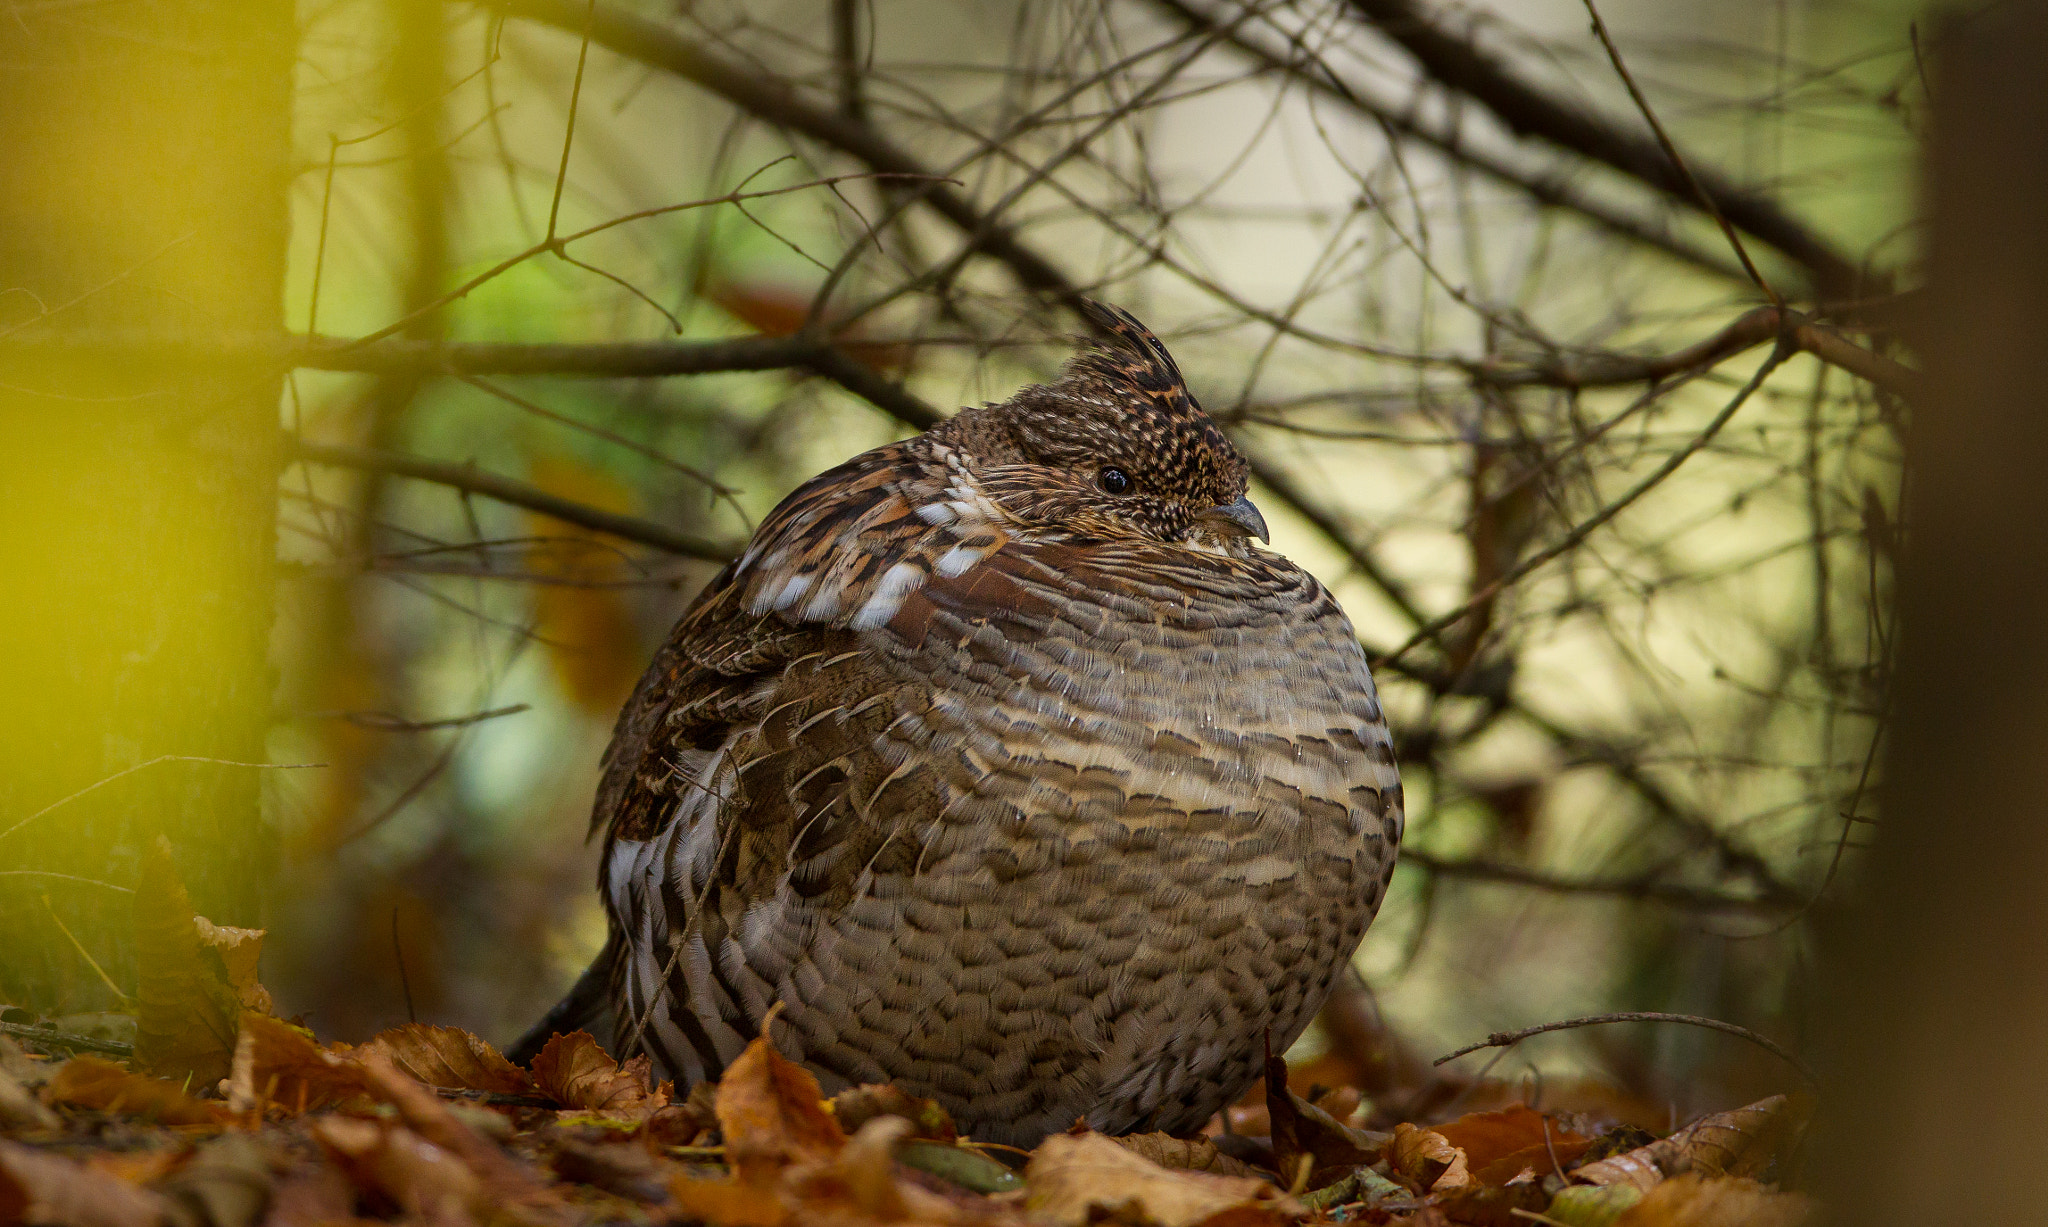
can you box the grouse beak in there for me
[1203,494,1271,544]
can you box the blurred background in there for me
[1,0,1924,1126]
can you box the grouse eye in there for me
[1098,467,1131,495]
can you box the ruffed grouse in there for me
[527,302,1403,1146]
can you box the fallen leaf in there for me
[1025,1131,1303,1227]
[667,1174,786,1227]
[1575,1097,1802,1192]
[227,1014,372,1116]
[897,1139,1025,1194]
[312,1116,482,1227]
[1432,1105,1592,1185]
[353,1053,549,1205]
[357,1025,532,1097]
[191,919,272,1017]
[1430,1180,1553,1227]
[829,1083,956,1142]
[1392,1122,1471,1192]
[1263,1054,1384,1183]
[1116,1133,1264,1179]
[713,1036,844,1186]
[528,1032,667,1117]
[1613,1174,1811,1227]
[1546,1183,1645,1227]
[0,1138,169,1227]
[44,1056,226,1126]
[154,1132,277,1227]
[548,1139,670,1204]
[133,838,241,1088]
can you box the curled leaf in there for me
[529,1032,668,1118]
[1576,1097,1802,1192]
[1392,1122,1471,1191]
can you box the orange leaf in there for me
[529,1031,668,1116]
[1432,1105,1592,1185]
[43,1056,227,1125]
[352,1052,550,1205]
[229,1013,373,1115]
[357,1025,533,1097]
[714,1036,845,1186]
[193,917,272,1016]
[1392,1122,1470,1191]
[668,1175,787,1227]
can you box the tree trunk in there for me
[1815,6,2048,1219]
[0,0,293,1010]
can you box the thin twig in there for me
[1383,337,1798,666]
[0,1020,133,1057]
[290,441,737,562]
[1434,1011,1818,1085]
[1579,0,1778,304]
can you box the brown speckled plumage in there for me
[590,302,1402,1145]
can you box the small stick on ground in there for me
[1434,1011,1818,1086]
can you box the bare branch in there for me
[290,440,737,562]
[484,0,1077,299]
[1435,1010,1817,1084]
[1346,0,1867,297]
[1146,0,1753,287]
[1400,847,1787,915]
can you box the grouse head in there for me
[936,301,1267,549]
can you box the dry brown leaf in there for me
[1262,1054,1383,1183]
[353,1052,549,1205]
[191,918,271,1016]
[313,1116,483,1227]
[133,837,241,1088]
[1613,1174,1812,1227]
[228,1014,372,1116]
[1116,1134,1264,1179]
[1025,1131,1303,1227]
[357,1025,532,1097]
[528,1032,666,1118]
[1576,1097,1801,1192]
[714,1036,845,1186]
[44,1055,226,1126]
[154,1132,277,1227]
[1432,1105,1593,1185]
[0,1138,170,1227]
[1392,1123,1471,1192]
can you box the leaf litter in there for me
[0,856,1817,1227]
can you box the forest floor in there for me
[0,843,1809,1227]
